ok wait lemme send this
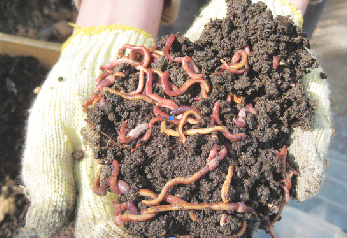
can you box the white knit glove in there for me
[184,0,331,201]
[22,25,155,237]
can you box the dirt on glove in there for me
[82,0,319,237]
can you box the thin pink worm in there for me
[144,69,178,110]
[136,117,167,148]
[127,69,145,95]
[93,170,108,196]
[95,72,110,85]
[110,160,121,194]
[120,121,150,144]
[113,201,127,216]
[153,106,181,125]
[273,55,279,70]
[100,58,143,70]
[206,144,218,163]
[142,146,227,206]
[118,180,131,195]
[160,71,209,98]
[118,44,151,67]
[182,56,204,79]
[164,34,184,63]
[94,75,116,95]
[233,108,246,128]
[170,106,202,115]
[212,100,223,126]
[127,123,149,140]
[245,103,258,115]
[115,213,156,226]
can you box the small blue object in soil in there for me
[170,116,175,121]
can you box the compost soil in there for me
[83,0,318,237]
[0,55,48,237]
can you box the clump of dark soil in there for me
[83,0,318,237]
[0,55,48,237]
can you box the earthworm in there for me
[160,71,209,98]
[93,169,108,196]
[83,97,96,110]
[119,121,132,144]
[178,110,203,143]
[134,117,167,150]
[126,201,140,215]
[161,122,247,142]
[103,87,156,104]
[142,201,255,215]
[233,108,246,128]
[221,49,249,74]
[273,56,279,70]
[144,69,178,110]
[113,201,127,216]
[245,103,258,115]
[212,100,223,126]
[222,50,247,69]
[127,123,149,141]
[114,213,156,226]
[220,213,227,226]
[221,166,233,203]
[118,180,130,195]
[164,34,183,63]
[138,189,197,221]
[100,58,143,70]
[110,160,121,194]
[182,56,205,79]
[141,146,227,206]
[206,135,219,163]
[118,44,151,67]
[236,221,247,236]
[152,106,186,125]
[127,69,145,95]
[152,68,179,91]
[94,75,116,94]
[276,145,287,174]
[170,106,202,115]
[95,72,110,85]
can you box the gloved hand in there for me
[21,0,331,238]
[184,0,331,202]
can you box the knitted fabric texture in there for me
[22,25,155,237]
